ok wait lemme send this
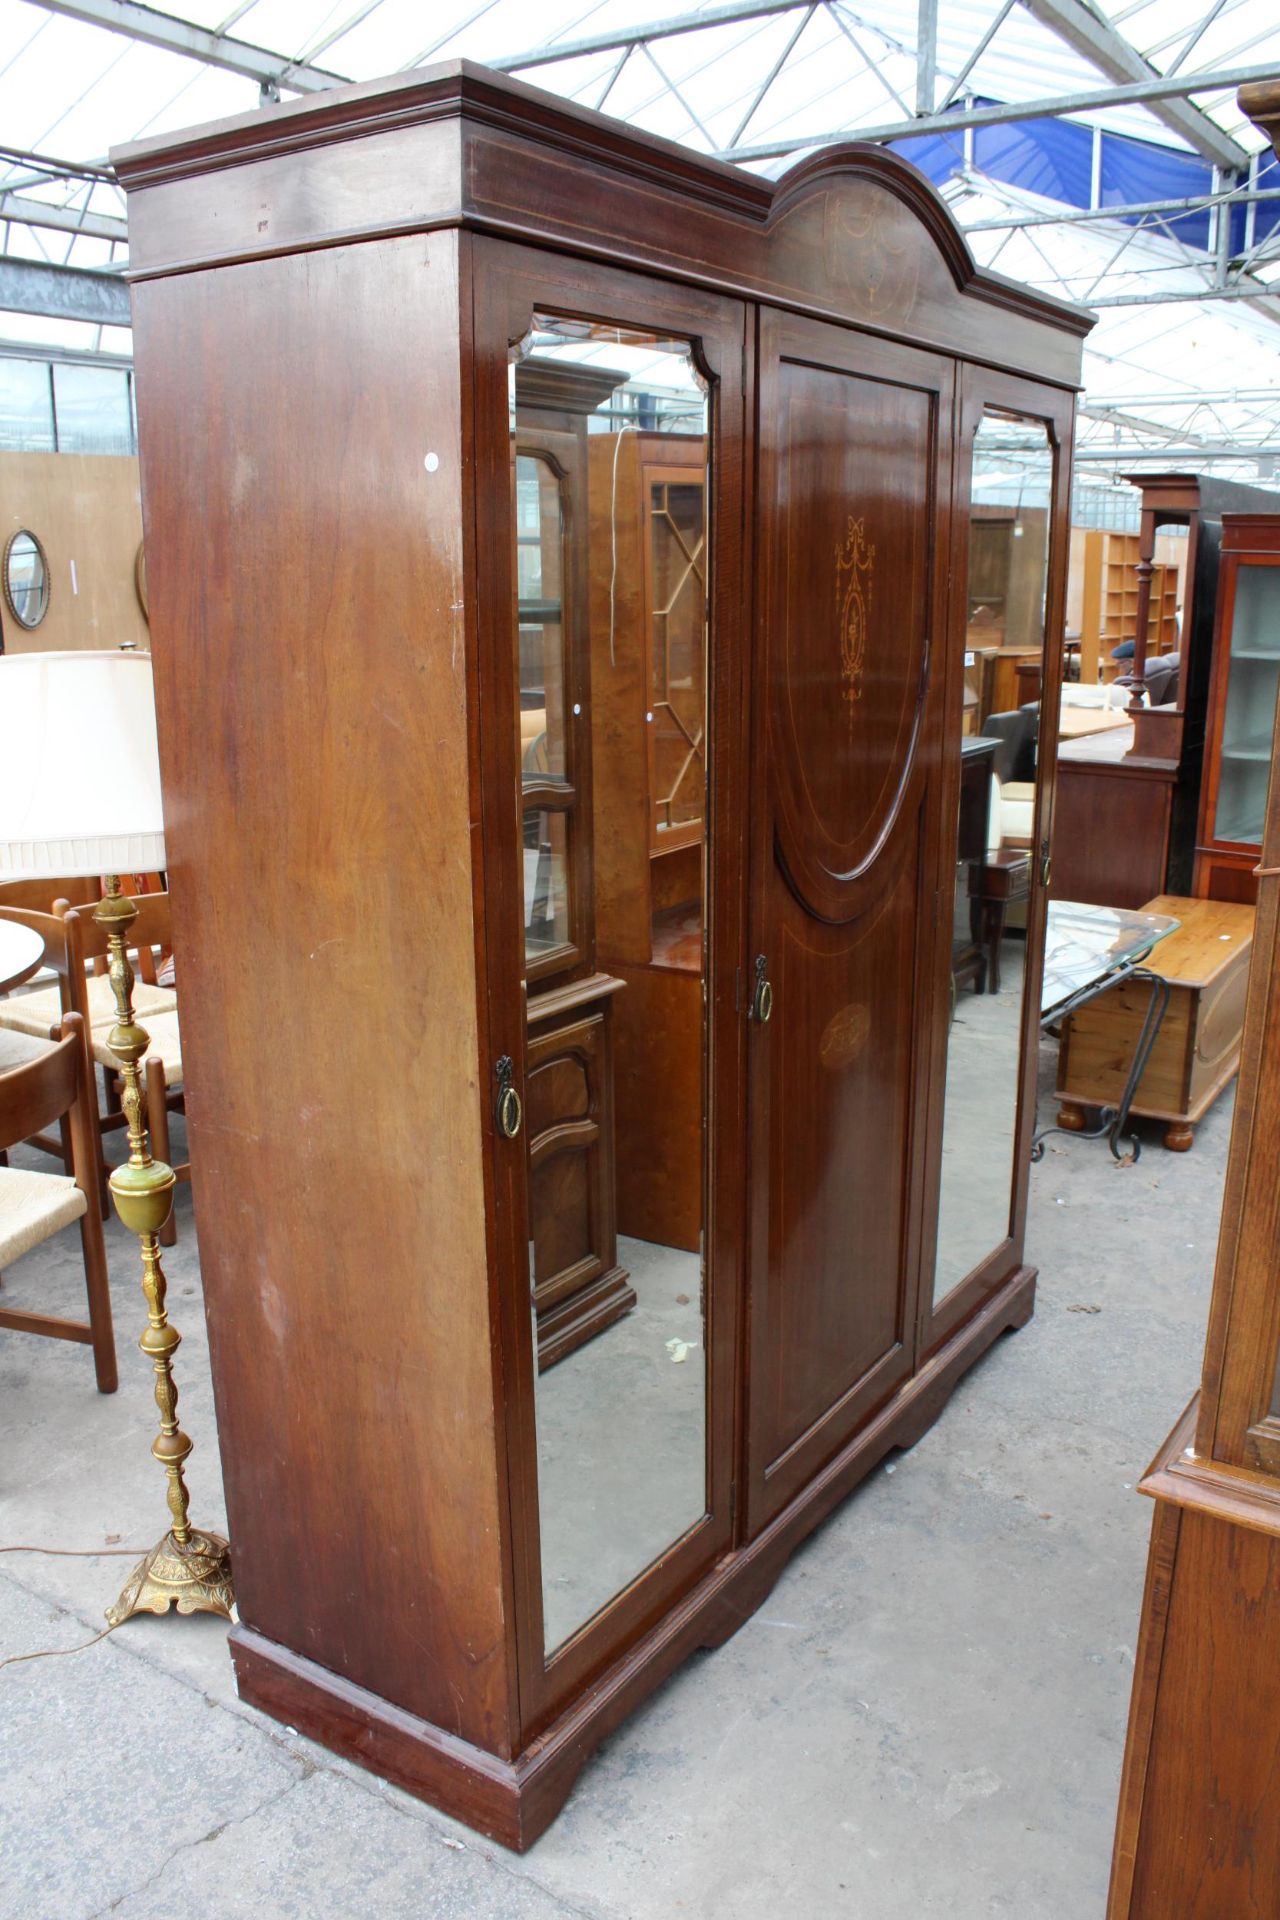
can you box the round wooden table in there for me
[0,919,45,996]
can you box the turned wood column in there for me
[1125,506,1157,713]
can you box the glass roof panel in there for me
[0,0,1277,476]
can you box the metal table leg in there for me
[1033,966,1172,1165]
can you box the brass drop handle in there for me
[750,954,774,1024]
[1040,835,1052,888]
[495,1054,522,1139]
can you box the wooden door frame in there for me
[917,364,1077,1361]
[468,234,751,1745]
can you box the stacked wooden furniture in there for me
[1194,515,1280,904]
[1054,893,1253,1152]
[952,735,998,995]
[114,62,1087,1848]
[966,504,1051,720]
[512,359,635,1368]
[1053,474,1280,910]
[588,426,706,1255]
[1070,526,1182,685]
[1099,531,1180,676]
[1107,736,1280,1916]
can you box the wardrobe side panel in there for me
[1128,1507,1280,1918]
[132,230,515,1751]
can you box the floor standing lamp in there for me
[0,649,233,1624]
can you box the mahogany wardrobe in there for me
[113,63,1089,1848]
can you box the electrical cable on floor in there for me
[0,1545,150,1672]
[0,1545,146,1556]
[1,1621,123,1671]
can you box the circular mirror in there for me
[2,531,51,630]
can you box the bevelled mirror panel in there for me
[934,410,1053,1304]
[510,318,711,1657]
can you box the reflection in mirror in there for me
[510,321,710,1655]
[935,411,1053,1303]
[3,530,50,630]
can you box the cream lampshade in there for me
[0,649,166,876]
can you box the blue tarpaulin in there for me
[890,97,1267,261]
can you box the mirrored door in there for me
[510,317,712,1657]
[474,242,748,1726]
[922,375,1073,1345]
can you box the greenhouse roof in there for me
[1,0,1278,476]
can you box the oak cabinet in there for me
[114,61,1087,1849]
[1055,893,1253,1152]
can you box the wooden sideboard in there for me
[114,61,1088,1849]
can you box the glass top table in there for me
[1035,901,1182,1163]
[1041,901,1181,1021]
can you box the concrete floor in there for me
[537,1236,704,1654]
[1,1032,1228,1920]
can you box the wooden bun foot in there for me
[1164,1122,1195,1153]
[1055,1102,1087,1133]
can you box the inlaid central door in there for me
[746,309,955,1527]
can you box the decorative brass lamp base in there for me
[107,1527,234,1626]
[95,877,236,1632]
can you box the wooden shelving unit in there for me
[1098,531,1180,676]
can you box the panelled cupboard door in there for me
[746,309,954,1529]
[469,237,750,1742]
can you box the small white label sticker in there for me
[423,452,439,473]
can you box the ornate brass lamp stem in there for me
[97,875,233,1625]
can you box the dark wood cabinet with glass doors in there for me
[115,62,1089,1850]
[1194,514,1280,902]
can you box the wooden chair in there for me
[0,873,103,915]
[0,904,182,1239]
[0,902,176,1050]
[0,877,106,1087]
[63,898,187,1249]
[0,1013,117,1392]
[0,908,86,1184]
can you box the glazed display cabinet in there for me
[1053,475,1280,913]
[1195,515,1280,902]
[113,62,1088,1848]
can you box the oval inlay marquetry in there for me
[819,1002,871,1070]
[767,354,934,923]
[822,192,922,322]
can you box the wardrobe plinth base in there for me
[231,1264,1036,1851]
